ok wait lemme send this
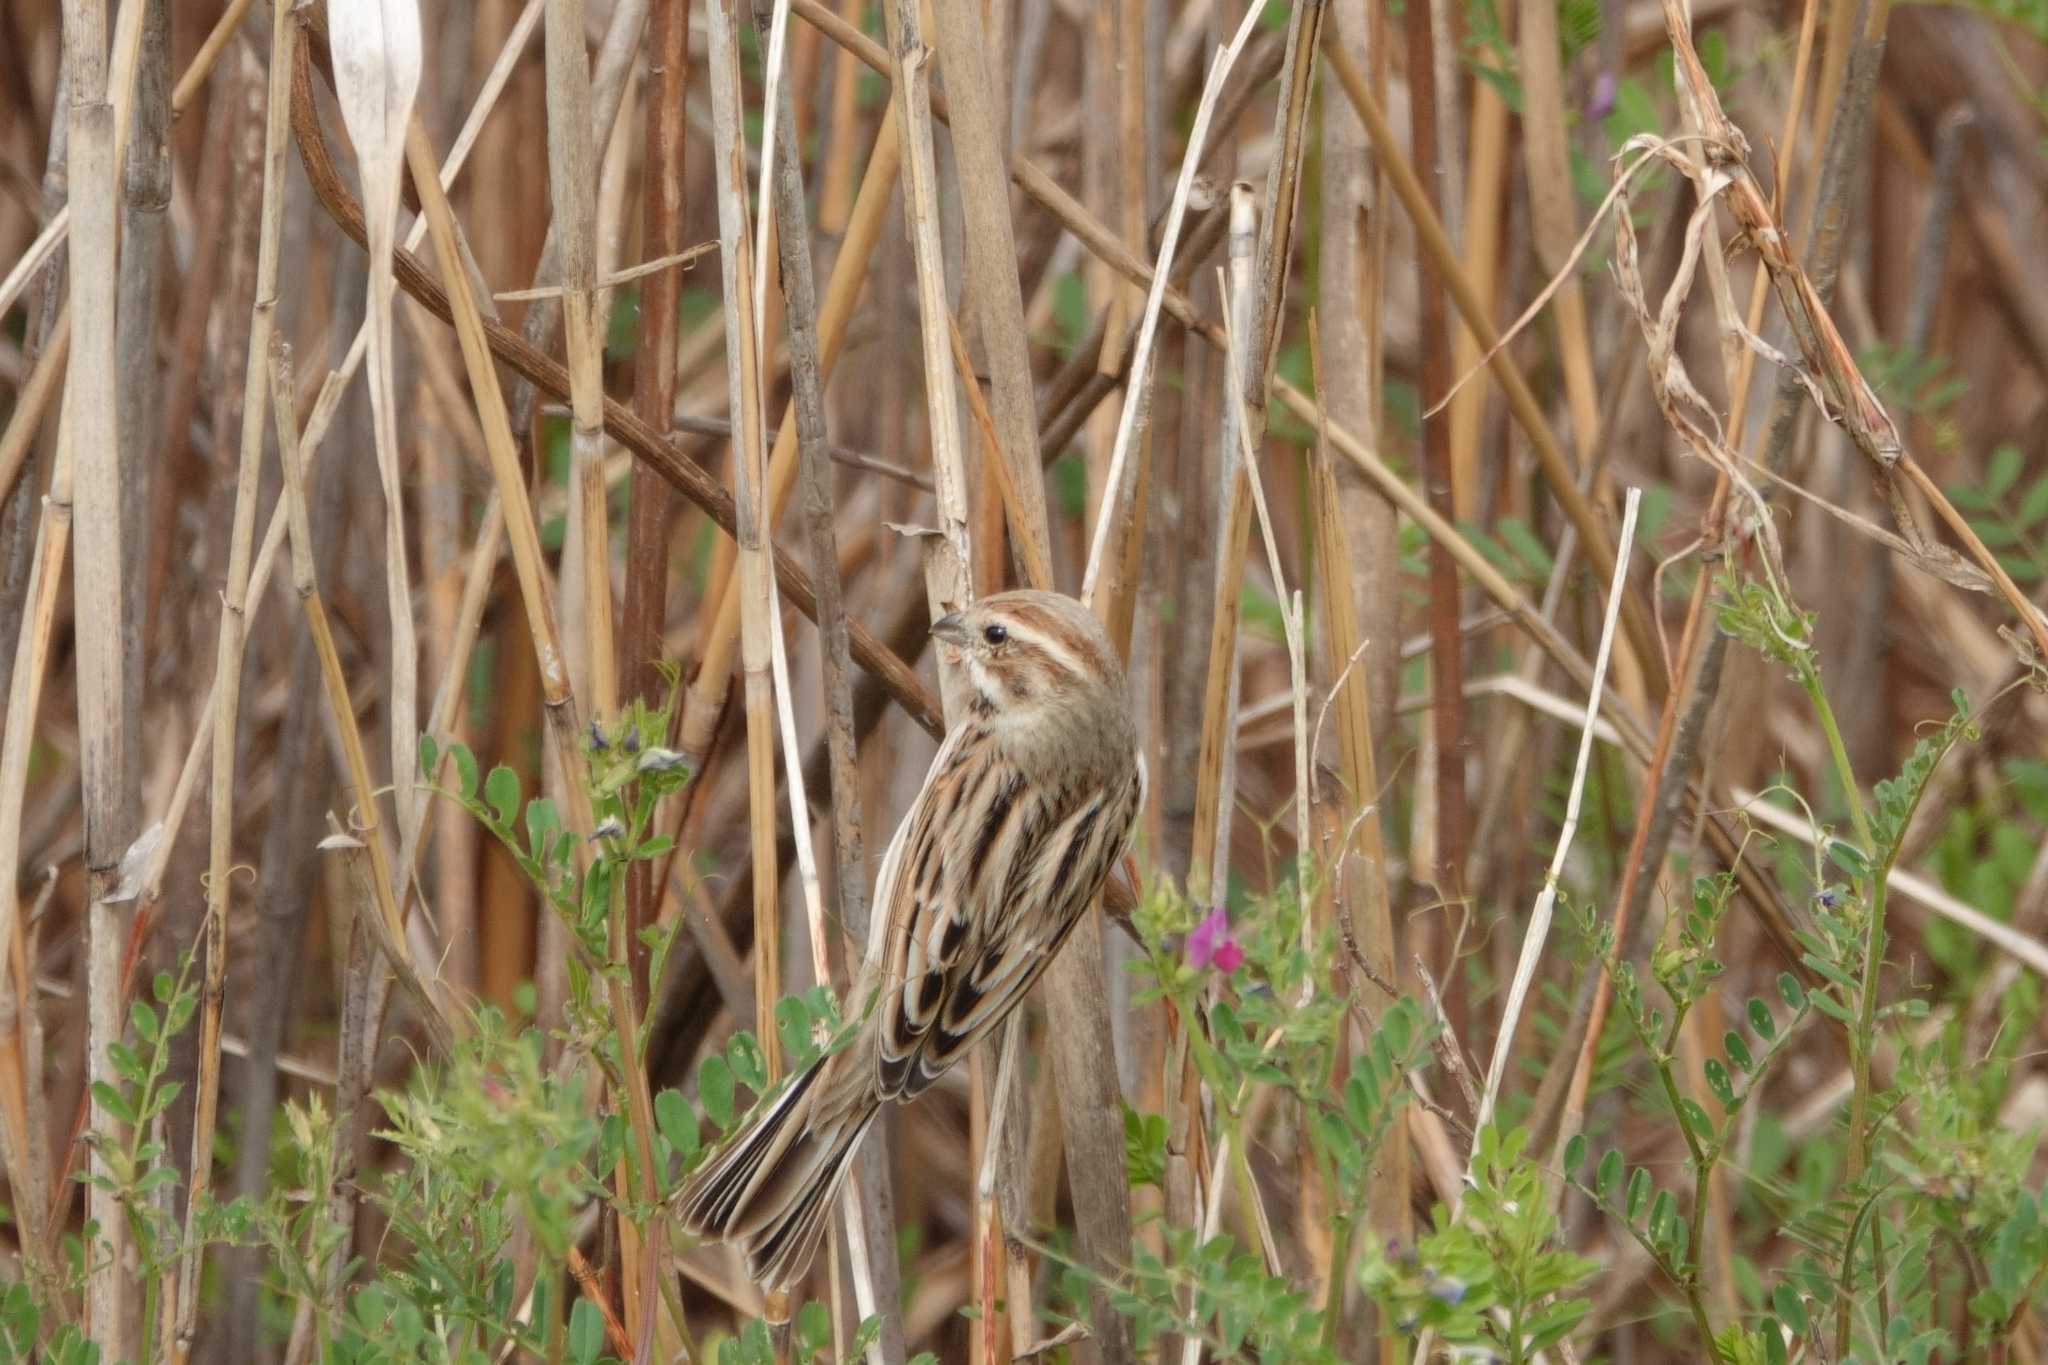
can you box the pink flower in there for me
[1187,907,1244,974]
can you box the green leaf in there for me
[1703,1058,1735,1106]
[1723,1030,1754,1072]
[1777,972,1807,1010]
[2017,474,2048,530]
[417,732,439,778]
[567,1299,604,1365]
[1747,998,1778,1041]
[90,1081,136,1128]
[1562,1133,1587,1172]
[1988,444,2025,499]
[655,1088,699,1163]
[485,764,521,828]
[1626,1166,1651,1223]
[726,1032,767,1094]
[1826,839,1871,879]
[1597,1148,1624,1200]
[796,1301,831,1355]
[1773,1282,1809,1336]
[526,797,561,859]
[698,1055,735,1131]
[450,743,479,800]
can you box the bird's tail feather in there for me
[676,1049,877,1290]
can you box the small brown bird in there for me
[678,590,1145,1288]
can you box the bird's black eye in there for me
[983,623,1008,645]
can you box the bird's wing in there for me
[875,751,1145,1099]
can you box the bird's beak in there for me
[930,611,969,645]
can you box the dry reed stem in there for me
[676,107,903,765]
[327,0,424,853]
[620,0,688,1006]
[174,6,296,1352]
[1079,3,1262,603]
[704,3,791,1336]
[1305,318,1406,1348]
[266,345,461,1059]
[1473,490,1644,1140]
[58,2,129,1341]
[1319,37,1668,698]
[751,15,904,1350]
[0,431,72,1281]
[283,73,944,738]
[397,76,669,1343]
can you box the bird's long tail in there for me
[675,1045,879,1290]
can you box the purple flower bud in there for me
[1187,906,1244,974]
[589,720,609,752]
[1588,71,1618,121]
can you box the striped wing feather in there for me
[874,740,1143,1100]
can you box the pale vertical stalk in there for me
[754,9,905,1348]
[58,0,127,1339]
[1305,319,1405,1351]
[1079,7,1263,602]
[876,0,970,616]
[174,4,295,1354]
[545,0,618,720]
[1189,186,1259,908]
[929,0,1052,578]
[328,0,424,847]
[540,0,640,1328]
[1472,489,1643,1139]
[705,0,788,1325]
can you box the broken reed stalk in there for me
[175,3,295,1352]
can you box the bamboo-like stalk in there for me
[704,0,790,1329]
[751,7,905,1349]
[173,4,296,1353]
[1305,318,1405,1355]
[876,0,969,612]
[57,0,129,1337]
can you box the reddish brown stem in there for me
[619,0,689,998]
[1404,0,1469,893]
